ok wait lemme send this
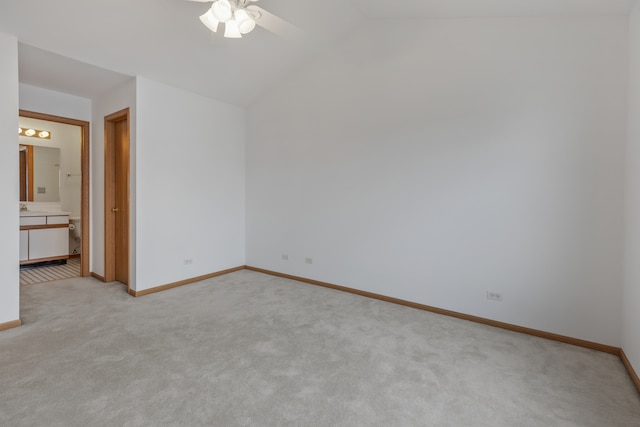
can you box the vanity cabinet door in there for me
[19,230,29,261]
[28,228,69,260]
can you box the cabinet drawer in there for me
[20,216,46,226]
[47,215,69,225]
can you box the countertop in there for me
[20,211,72,217]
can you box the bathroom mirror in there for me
[19,144,61,202]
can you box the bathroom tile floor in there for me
[20,257,80,285]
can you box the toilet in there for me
[68,217,81,255]
[69,217,81,238]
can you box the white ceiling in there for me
[18,44,133,99]
[354,0,637,19]
[0,0,636,106]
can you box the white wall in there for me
[19,84,91,122]
[0,32,20,324]
[247,16,628,346]
[92,78,137,281]
[134,78,245,291]
[623,2,640,374]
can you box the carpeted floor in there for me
[1,270,639,426]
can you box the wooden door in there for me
[105,108,130,287]
[114,119,129,284]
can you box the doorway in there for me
[104,108,130,289]
[19,110,90,279]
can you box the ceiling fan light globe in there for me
[234,9,256,34]
[224,19,242,38]
[212,0,233,23]
[199,10,219,32]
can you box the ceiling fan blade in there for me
[246,5,304,40]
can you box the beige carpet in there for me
[1,270,639,426]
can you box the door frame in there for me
[19,110,90,277]
[104,108,130,289]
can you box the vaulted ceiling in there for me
[0,0,636,106]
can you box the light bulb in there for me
[224,19,242,38]
[38,131,50,138]
[234,9,256,34]
[25,129,36,137]
[212,0,232,23]
[18,127,23,135]
[199,9,219,32]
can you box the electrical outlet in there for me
[282,254,289,261]
[486,291,503,301]
[305,257,313,265]
[184,258,193,265]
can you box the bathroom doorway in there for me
[19,110,90,284]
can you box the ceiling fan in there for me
[187,0,302,39]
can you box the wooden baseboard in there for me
[0,319,21,331]
[245,266,621,355]
[129,266,246,297]
[91,272,105,282]
[69,254,81,259]
[620,349,640,395]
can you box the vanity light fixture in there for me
[19,128,51,139]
